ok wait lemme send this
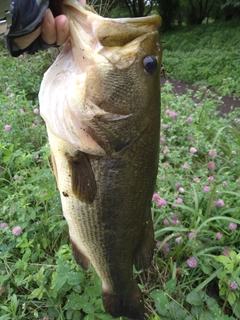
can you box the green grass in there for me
[0,29,240,319]
[161,19,240,98]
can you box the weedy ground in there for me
[161,19,240,98]
[0,19,240,320]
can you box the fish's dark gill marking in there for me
[65,151,97,204]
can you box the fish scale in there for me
[39,0,162,318]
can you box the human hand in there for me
[13,0,86,50]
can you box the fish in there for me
[39,0,162,319]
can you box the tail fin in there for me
[102,282,144,320]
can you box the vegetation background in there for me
[0,0,240,319]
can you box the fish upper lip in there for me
[64,0,161,52]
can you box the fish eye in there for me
[142,56,158,74]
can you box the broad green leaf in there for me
[93,273,102,293]
[83,303,94,314]
[151,289,169,315]
[230,251,237,262]
[55,274,67,291]
[67,272,84,285]
[201,264,212,275]
[14,271,26,286]
[169,301,187,320]
[219,286,228,297]
[215,255,232,264]
[15,260,27,270]
[191,306,203,319]
[64,292,84,310]
[35,266,45,285]
[165,278,177,295]
[71,310,82,320]
[66,310,73,320]
[233,299,240,318]
[225,264,234,273]
[228,291,237,306]
[28,287,45,300]
[206,296,220,311]
[22,247,31,263]
[57,259,70,275]
[199,311,215,320]
[236,253,240,264]
[186,292,203,306]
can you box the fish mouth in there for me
[63,0,162,70]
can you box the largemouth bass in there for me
[39,0,162,318]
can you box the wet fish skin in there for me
[39,1,162,319]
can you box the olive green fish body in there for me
[39,1,162,318]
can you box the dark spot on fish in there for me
[143,56,158,74]
[62,191,69,197]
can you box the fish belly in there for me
[47,109,159,319]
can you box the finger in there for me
[41,9,57,45]
[55,15,69,45]
[13,27,41,50]
[54,0,85,45]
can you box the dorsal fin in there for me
[65,151,97,204]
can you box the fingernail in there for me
[45,9,55,26]
[62,21,69,34]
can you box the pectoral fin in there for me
[65,151,97,204]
